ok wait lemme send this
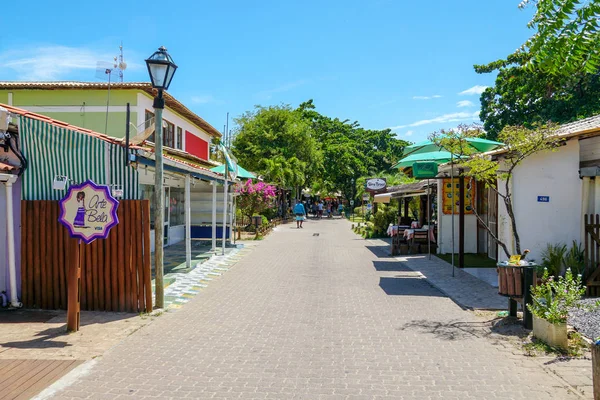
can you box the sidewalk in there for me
[366,237,507,310]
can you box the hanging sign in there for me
[59,180,119,244]
[366,178,387,194]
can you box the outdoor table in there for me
[404,227,436,243]
[387,225,410,237]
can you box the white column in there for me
[185,174,192,269]
[4,177,20,307]
[229,192,234,245]
[211,181,217,252]
[222,178,228,255]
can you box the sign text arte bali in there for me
[365,178,387,194]
[59,180,120,243]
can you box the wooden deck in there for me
[0,359,83,400]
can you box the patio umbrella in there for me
[210,164,256,179]
[402,137,503,157]
[396,137,504,276]
[392,150,465,169]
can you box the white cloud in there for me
[457,100,474,108]
[0,45,131,81]
[413,95,442,100]
[256,80,309,100]
[458,85,488,96]
[388,111,480,130]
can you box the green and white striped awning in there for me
[20,116,140,200]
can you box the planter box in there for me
[497,266,523,297]
[532,315,568,350]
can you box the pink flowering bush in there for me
[236,180,277,223]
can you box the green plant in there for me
[527,268,586,325]
[371,204,398,236]
[540,243,567,277]
[563,240,586,279]
[365,210,372,222]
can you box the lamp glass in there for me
[145,46,178,90]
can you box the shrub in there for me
[541,243,567,277]
[528,268,586,325]
[372,204,398,236]
[563,240,586,279]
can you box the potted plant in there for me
[527,268,586,349]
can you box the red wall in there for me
[185,131,209,160]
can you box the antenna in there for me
[93,43,128,134]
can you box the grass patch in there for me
[523,331,589,357]
[435,253,497,268]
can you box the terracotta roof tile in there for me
[0,81,221,138]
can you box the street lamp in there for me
[145,46,177,310]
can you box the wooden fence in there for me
[20,200,152,312]
[584,214,600,296]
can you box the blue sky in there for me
[0,0,534,143]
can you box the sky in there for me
[0,0,535,143]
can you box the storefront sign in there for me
[441,178,475,214]
[366,178,387,193]
[59,180,119,244]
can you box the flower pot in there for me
[532,315,568,350]
[497,265,523,296]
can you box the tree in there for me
[517,0,600,75]
[474,1,600,140]
[431,124,561,258]
[232,105,322,187]
[235,180,277,222]
[296,100,409,201]
[475,64,600,140]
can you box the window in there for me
[164,120,175,148]
[169,188,185,226]
[145,110,155,142]
[176,127,183,150]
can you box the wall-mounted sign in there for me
[59,180,119,244]
[537,196,550,203]
[441,178,476,214]
[366,178,387,193]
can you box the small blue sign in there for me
[537,196,550,203]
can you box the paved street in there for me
[45,219,579,399]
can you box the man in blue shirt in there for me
[293,200,306,229]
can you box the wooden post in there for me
[523,266,536,329]
[592,343,599,400]
[509,298,518,317]
[67,239,81,332]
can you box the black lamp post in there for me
[145,46,177,309]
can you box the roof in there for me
[389,180,437,198]
[0,81,222,138]
[490,113,600,157]
[1,103,225,180]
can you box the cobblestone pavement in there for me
[46,219,582,399]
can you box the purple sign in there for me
[58,180,119,244]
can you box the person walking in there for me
[317,201,324,219]
[293,200,306,228]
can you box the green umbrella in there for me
[392,150,466,169]
[403,137,503,157]
[210,164,256,179]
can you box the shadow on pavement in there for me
[379,276,445,297]
[365,245,391,258]
[398,318,493,341]
[0,309,59,324]
[1,326,71,349]
[373,261,412,272]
